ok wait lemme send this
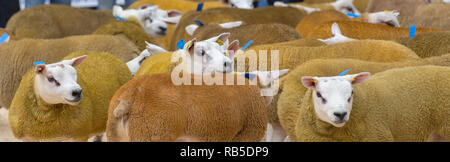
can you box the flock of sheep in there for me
[0,0,449,142]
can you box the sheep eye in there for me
[200,50,205,56]
[322,98,327,104]
[316,92,322,98]
[347,7,354,13]
[47,77,60,86]
[347,97,352,102]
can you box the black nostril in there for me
[159,27,167,31]
[72,89,82,97]
[334,112,347,120]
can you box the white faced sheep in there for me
[274,0,361,15]
[113,5,182,37]
[0,35,139,108]
[295,66,450,141]
[106,70,288,142]
[171,7,307,50]
[277,55,450,141]
[220,0,254,9]
[6,4,177,39]
[135,33,239,76]
[8,52,132,142]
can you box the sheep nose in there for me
[333,112,347,120]
[72,89,82,98]
[159,26,167,32]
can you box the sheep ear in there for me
[70,55,88,67]
[164,10,182,24]
[227,40,240,58]
[219,21,243,29]
[216,32,231,43]
[350,72,370,85]
[301,76,317,89]
[35,64,46,74]
[272,69,290,80]
[185,24,199,36]
[185,39,197,55]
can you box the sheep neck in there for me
[305,89,338,136]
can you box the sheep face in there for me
[331,0,361,15]
[301,72,370,127]
[367,11,400,27]
[221,0,254,9]
[34,56,87,106]
[184,33,236,75]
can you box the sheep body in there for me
[129,0,225,13]
[134,52,175,76]
[0,35,139,108]
[171,7,307,50]
[278,55,450,140]
[400,4,450,31]
[394,32,450,58]
[8,51,132,141]
[190,23,301,47]
[6,5,116,39]
[106,73,267,142]
[294,66,450,141]
[93,21,160,51]
[236,40,419,72]
[306,21,440,39]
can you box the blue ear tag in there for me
[338,69,351,76]
[409,25,416,38]
[115,16,127,21]
[0,33,9,44]
[346,13,361,18]
[244,73,257,80]
[196,2,204,11]
[257,0,269,8]
[177,38,185,50]
[241,40,253,50]
[34,61,45,66]
[193,19,204,26]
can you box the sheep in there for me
[303,0,369,13]
[306,21,440,40]
[277,55,450,141]
[135,33,239,76]
[184,22,301,48]
[258,38,326,47]
[112,5,182,37]
[128,0,225,12]
[6,4,175,40]
[170,7,307,50]
[106,70,289,142]
[92,20,161,51]
[236,40,419,72]
[274,0,361,15]
[320,28,450,57]
[0,35,139,108]
[394,32,450,58]
[8,51,132,142]
[220,0,254,9]
[296,10,400,37]
[400,4,450,31]
[6,5,115,39]
[294,66,449,141]
[365,0,447,27]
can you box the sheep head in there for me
[301,72,370,127]
[34,55,87,106]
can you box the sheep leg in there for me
[270,122,287,142]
